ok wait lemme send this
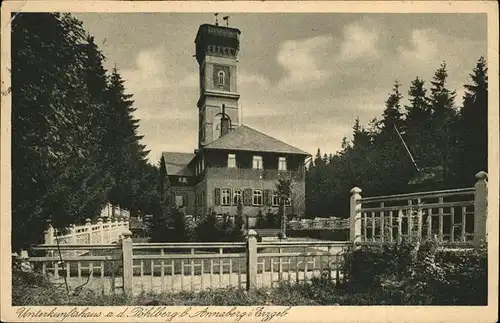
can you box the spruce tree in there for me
[427,62,458,182]
[457,57,488,185]
[405,77,431,168]
[378,80,405,143]
[105,68,150,211]
[11,13,112,249]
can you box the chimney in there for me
[221,104,230,137]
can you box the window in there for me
[253,190,263,206]
[221,189,231,206]
[218,71,225,86]
[272,191,280,206]
[272,191,291,206]
[175,195,185,208]
[178,177,188,183]
[233,189,242,205]
[228,154,236,168]
[278,157,287,171]
[252,156,263,170]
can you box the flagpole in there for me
[394,125,420,172]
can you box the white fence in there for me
[26,232,350,296]
[350,171,488,246]
[44,217,130,246]
[288,217,349,230]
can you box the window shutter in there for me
[229,189,234,205]
[214,188,221,206]
[243,188,252,206]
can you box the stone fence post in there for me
[86,218,92,244]
[350,187,362,246]
[473,171,488,247]
[246,229,258,291]
[98,217,104,244]
[44,221,55,245]
[121,230,133,295]
[69,224,77,245]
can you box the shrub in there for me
[12,258,67,305]
[342,239,488,305]
[254,209,266,228]
[149,206,194,242]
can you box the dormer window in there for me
[218,71,225,86]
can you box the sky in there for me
[74,13,487,164]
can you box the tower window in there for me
[218,71,225,86]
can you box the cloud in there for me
[239,72,270,88]
[395,27,485,108]
[91,17,485,164]
[121,47,169,91]
[339,21,380,61]
[398,28,440,63]
[121,46,198,121]
[276,36,334,91]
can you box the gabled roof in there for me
[162,152,195,176]
[203,125,310,155]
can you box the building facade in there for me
[163,23,310,227]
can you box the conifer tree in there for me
[427,62,458,182]
[405,77,431,168]
[11,13,112,249]
[11,13,158,250]
[457,57,488,185]
[378,80,405,143]
[105,68,150,211]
